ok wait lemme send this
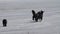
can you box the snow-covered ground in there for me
[0,0,60,34]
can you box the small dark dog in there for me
[2,19,7,27]
[32,10,44,22]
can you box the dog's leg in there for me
[35,18,38,22]
[41,17,42,20]
[32,16,34,20]
[35,19,38,22]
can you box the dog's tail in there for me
[32,10,36,15]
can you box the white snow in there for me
[0,0,60,34]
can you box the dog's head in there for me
[38,10,44,15]
[40,10,44,14]
[36,10,44,18]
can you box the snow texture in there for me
[0,0,60,34]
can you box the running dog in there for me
[32,10,44,22]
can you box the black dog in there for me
[2,19,7,27]
[32,10,44,22]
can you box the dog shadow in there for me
[24,20,37,24]
[25,19,42,24]
[29,20,37,23]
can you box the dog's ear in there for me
[32,10,36,15]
